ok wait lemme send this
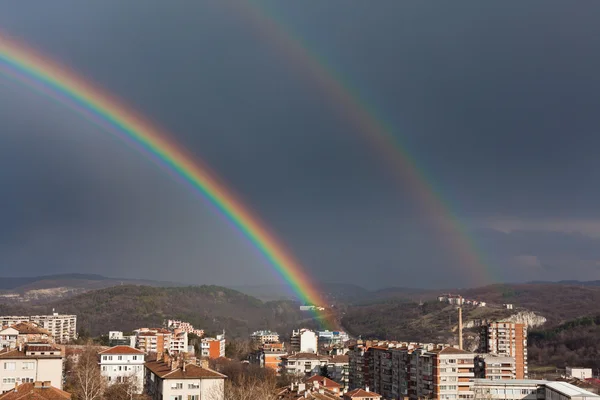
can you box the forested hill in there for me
[0,285,325,338]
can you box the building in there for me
[251,330,280,345]
[318,331,350,347]
[0,344,64,393]
[503,304,514,310]
[108,331,135,347]
[0,381,71,399]
[300,305,325,311]
[170,330,188,354]
[325,355,350,391]
[344,388,382,400]
[134,328,173,354]
[99,346,146,393]
[249,342,287,373]
[291,329,318,354]
[0,314,76,344]
[144,353,226,400]
[472,379,600,400]
[201,334,225,359]
[566,367,593,380]
[165,320,204,337]
[475,354,517,380]
[281,353,330,378]
[480,322,528,379]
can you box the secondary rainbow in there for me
[231,1,491,286]
[0,32,335,328]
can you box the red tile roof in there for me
[0,382,71,399]
[144,360,226,379]
[11,322,50,336]
[98,345,144,355]
[305,375,341,388]
[345,388,381,398]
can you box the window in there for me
[2,378,15,384]
[188,396,199,400]
[188,383,200,389]
[118,356,122,361]
[133,356,137,360]
[22,362,35,370]
[23,378,34,383]
[171,396,182,400]
[3,362,15,371]
[176,383,183,389]
[103,356,107,361]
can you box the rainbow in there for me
[231,2,490,286]
[0,32,337,329]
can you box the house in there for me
[98,346,145,393]
[200,334,225,359]
[281,353,330,378]
[305,375,342,395]
[290,329,318,354]
[344,388,381,400]
[0,381,71,399]
[144,354,226,400]
[249,342,287,373]
[108,331,135,347]
[0,323,52,350]
[0,328,18,350]
[566,367,593,380]
[0,344,64,393]
[0,313,77,344]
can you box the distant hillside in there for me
[230,282,371,304]
[0,285,332,338]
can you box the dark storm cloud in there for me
[2,1,600,287]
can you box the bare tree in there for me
[69,345,105,400]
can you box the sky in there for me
[2,1,600,289]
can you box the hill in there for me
[0,285,331,338]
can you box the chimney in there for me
[458,306,463,350]
[365,385,370,392]
[43,381,51,388]
[14,382,18,392]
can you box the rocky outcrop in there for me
[504,311,546,328]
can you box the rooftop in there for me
[0,382,70,399]
[345,388,381,397]
[98,345,145,355]
[545,381,600,398]
[11,322,50,336]
[144,360,226,380]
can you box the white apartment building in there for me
[170,331,188,354]
[251,330,280,345]
[166,320,204,337]
[0,328,18,350]
[291,329,318,354]
[281,353,330,378]
[0,313,77,344]
[318,331,350,347]
[99,346,146,394]
[144,355,226,400]
[0,343,64,393]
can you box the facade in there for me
[249,342,287,373]
[135,328,172,354]
[326,355,350,391]
[165,320,204,337]
[0,314,76,344]
[566,367,593,380]
[170,330,188,354]
[144,354,226,400]
[200,334,225,359]
[0,344,64,393]
[0,329,18,350]
[291,329,318,354]
[480,322,528,379]
[251,330,280,345]
[475,354,517,380]
[108,331,136,347]
[0,381,71,399]
[99,346,146,393]
[281,353,330,378]
[318,331,350,347]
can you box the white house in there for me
[144,354,226,400]
[98,346,145,394]
[0,327,18,350]
[281,353,330,378]
[565,367,593,380]
[0,343,64,393]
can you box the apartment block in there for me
[165,320,204,337]
[291,329,318,354]
[480,322,527,379]
[281,353,330,377]
[0,313,76,344]
[200,334,225,359]
[0,344,64,393]
[475,354,517,380]
[135,328,172,354]
[99,346,145,393]
[249,342,287,373]
[251,330,280,345]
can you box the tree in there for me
[102,376,139,400]
[319,364,330,379]
[68,345,105,400]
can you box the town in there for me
[0,305,598,400]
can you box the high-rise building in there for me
[480,322,527,379]
[290,329,318,354]
[0,313,77,344]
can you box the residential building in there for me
[344,388,382,400]
[281,353,330,378]
[0,314,76,344]
[475,354,517,380]
[276,377,342,400]
[251,330,280,345]
[170,330,188,354]
[0,328,18,350]
[249,342,287,373]
[480,322,528,379]
[566,367,593,380]
[0,381,71,399]
[134,328,173,354]
[326,355,350,391]
[291,329,318,354]
[318,331,350,347]
[305,375,343,395]
[108,331,135,347]
[165,320,204,337]
[0,344,64,393]
[144,353,226,400]
[99,346,146,393]
[201,334,225,359]
[10,323,53,346]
